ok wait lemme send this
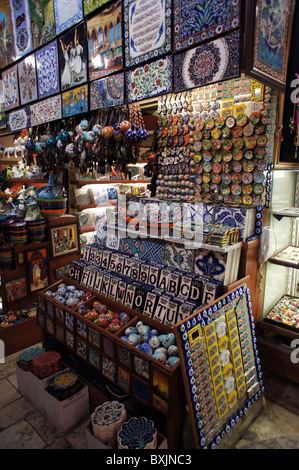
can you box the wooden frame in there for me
[49,222,79,258]
[25,247,50,293]
[274,93,299,168]
[245,0,294,93]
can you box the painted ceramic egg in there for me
[66,285,76,292]
[80,119,89,130]
[93,301,103,309]
[92,124,102,135]
[151,329,158,337]
[97,303,108,314]
[140,326,151,343]
[135,321,144,333]
[128,333,139,346]
[155,347,167,356]
[152,351,167,363]
[119,120,131,132]
[167,357,179,367]
[168,345,179,356]
[102,126,114,139]
[162,333,175,348]
[96,314,109,328]
[125,327,137,336]
[149,336,160,349]
[108,320,121,333]
[104,311,114,323]
[66,297,78,307]
[118,312,130,326]
[140,343,152,355]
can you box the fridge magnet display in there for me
[50,223,79,258]
[26,248,49,293]
[53,0,83,35]
[62,83,88,117]
[126,56,173,102]
[36,40,60,99]
[124,0,172,68]
[87,0,123,81]
[173,0,241,52]
[0,81,6,129]
[30,94,62,127]
[90,72,124,110]
[4,277,27,302]
[65,311,74,331]
[102,356,115,381]
[89,347,100,369]
[6,106,30,132]
[89,327,100,348]
[9,0,33,59]
[58,22,88,91]
[2,65,19,111]
[76,338,87,359]
[0,3,14,69]
[134,355,150,379]
[174,285,263,449]
[29,0,56,49]
[18,54,38,105]
[245,0,294,92]
[174,30,240,92]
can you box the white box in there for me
[44,384,89,432]
[27,368,68,414]
[15,362,31,400]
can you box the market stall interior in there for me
[0,0,298,450]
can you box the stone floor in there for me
[1,345,299,449]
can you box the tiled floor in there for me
[1,345,299,449]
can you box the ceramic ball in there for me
[167,357,179,367]
[168,345,179,357]
[149,336,160,349]
[152,351,167,363]
[128,333,139,346]
[125,327,137,336]
[140,343,152,355]
[162,333,175,348]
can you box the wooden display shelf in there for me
[71,179,151,186]
[5,178,48,185]
[0,316,42,357]
[268,245,299,270]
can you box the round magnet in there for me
[256,135,267,147]
[211,173,221,184]
[232,161,242,173]
[243,161,254,172]
[236,114,248,126]
[203,161,212,172]
[232,150,243,161]
[222,162,232,173]
[242,184,253,194]
[202,139,212,150]
[249,112,261,125]
[222,173,232,185]
[223,151,232,162]
[232,172,242,184]
[212,162,222,173]
[242,195,252,205]
[203,151,212,161]
[253,171,264,183]
[203,172,211,183]
[233,137,244,150]
[255,147,266,159]
[215,116,225,128]
[213,152,222,163]
[205,118,215,130]
[232,126,243,138]
[244,136,256,149]
[194,129,203,140]
[231,184,242,195]
[222,127,231,138]
[243,123,254,137]
[195,119,205,131]
[255,124,266,135]
[254,183,264,195]
[193,141,202,152]
[242,172,253,184]
[193,152,202,162]
[225,116,236,128]
[221,186,231,195]
[244,149,254,160]
[212,139,221,151]
[211,127,221,139]
[222,139,232,151]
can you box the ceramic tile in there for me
[2,65,19,111]
[36,41,60,99]
[53,0,83,35]
[9,0,33,59]
[124,0,172,67]
[126,56,173,102]
[30,95,62,127]
[194,249,226,282]
[0,2,14,69]
[174,30,240,92]
[163,241,194,271]
[62,84,88,117]
[173,0,241,52]
[90,73,124,110]
[18,53,38,105]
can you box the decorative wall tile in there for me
[0,2,14,69]
[66,330,74,349]
[65,311,74,330]
[119,237,165,264]
[18,54,37,105]
[126,56,173,102]
[173,0,241,52]
[214,206,256,241]
[53,0,83,35]
[36,41,60,99]
[87,0,123,81]
[163,242,194,271]
[2,65,19,111]
[29,0,56,49]
[83,0,110,16]
[124,0,172,67]
[6,106,30,132]
[0,81,5,129]
[90,73,124,110]
[9,0,33,59]
[89,347,100,369]
[62,84,88,117]
[58,22,88,92]
[77,319,87,339]
[174,30,240,92]
[30,95,62,127]
[194,249,226,282]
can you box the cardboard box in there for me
[15,362,31,400]
[27,368,67,414]
[44,383,89,432]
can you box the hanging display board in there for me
[174,284,263,449]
